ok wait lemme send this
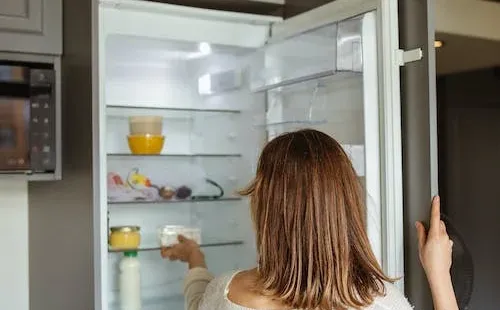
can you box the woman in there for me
[162,129,457,310]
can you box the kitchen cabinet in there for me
[0,0,62,55]
[152,0,284,16]
[250,0,284,3]
[92,0,437,309]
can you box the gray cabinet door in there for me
[0,0,62,55]
[399,0,438,308]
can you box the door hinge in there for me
[397,48,423,66]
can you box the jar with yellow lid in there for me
[109,226,141,250]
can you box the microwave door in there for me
[0,63,56,174]
[0,98,30,171]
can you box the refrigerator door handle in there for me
[397,48,424,66]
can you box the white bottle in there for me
[119,251,141,310]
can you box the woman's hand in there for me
[416,196,453,280]
[416,196,458,310]
[161,235,207,269]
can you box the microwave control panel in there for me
[29,69,56,173]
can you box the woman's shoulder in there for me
[197,273,413,310]
[207,270,239,293]
[367,282,413,310]
[198,270,239,309]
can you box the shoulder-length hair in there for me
[239,129,392,309]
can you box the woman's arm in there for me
[183,267,213,310]
[416,196,459,310]
[162,236,213,310]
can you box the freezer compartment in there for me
[250,17,363,92]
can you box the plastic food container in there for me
[109,226,141,250]
[157,225,201,247]
[127,134,165,155]
[129,116,163,135]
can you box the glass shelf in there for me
[257,120,328,128]
[107,153,242,158]
[107,105,241,114]
[108,197,242,205]
[109,295,184,310]
[108,240,244,253]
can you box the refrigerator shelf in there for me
[108,240,244,253]
[257,120,328,128]
[251,71,334,93]
[107,153,242,158]
[107,105,241,114]
[252,71,362,94]
[108,197,242,205]
[109,294,184,310]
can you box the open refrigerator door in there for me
[251,12,382,262]
[96,0,403,309]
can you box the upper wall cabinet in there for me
[0,0,62,55]
[249,0,284,3]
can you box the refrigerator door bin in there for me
[250,17,364,93]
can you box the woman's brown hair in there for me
[239,129,392,309]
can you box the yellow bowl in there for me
[109,226,141,250]
[128,135,165,155]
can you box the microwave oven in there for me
[0,61,57,175]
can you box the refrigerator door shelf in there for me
[250,22,337,92]
[250,17,364,93]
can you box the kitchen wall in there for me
[438,67,500,309]
[0,179,29,310]
[27,0,94,309]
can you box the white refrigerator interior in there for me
[97,1,384,309]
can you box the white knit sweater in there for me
[183,268,414,310]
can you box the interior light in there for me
[198,74,212,95]
[199,42,212,55]
[434,40,444,48]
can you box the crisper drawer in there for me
[250,17,363,92]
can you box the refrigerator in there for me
[93,0,437,309]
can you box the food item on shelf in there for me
[175,185,192,200]
[157,225,201,247]
[129,115,163,135]
[108,172,150,202]
[108,172,125,186]
[191,178,225,200]
[119,251,141,310]
[157,226,179,247]
[125,168,161,201]
[127,168,153,189]
[158,186,175,200]
[109,226,141,250]
[127,134,165,155]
